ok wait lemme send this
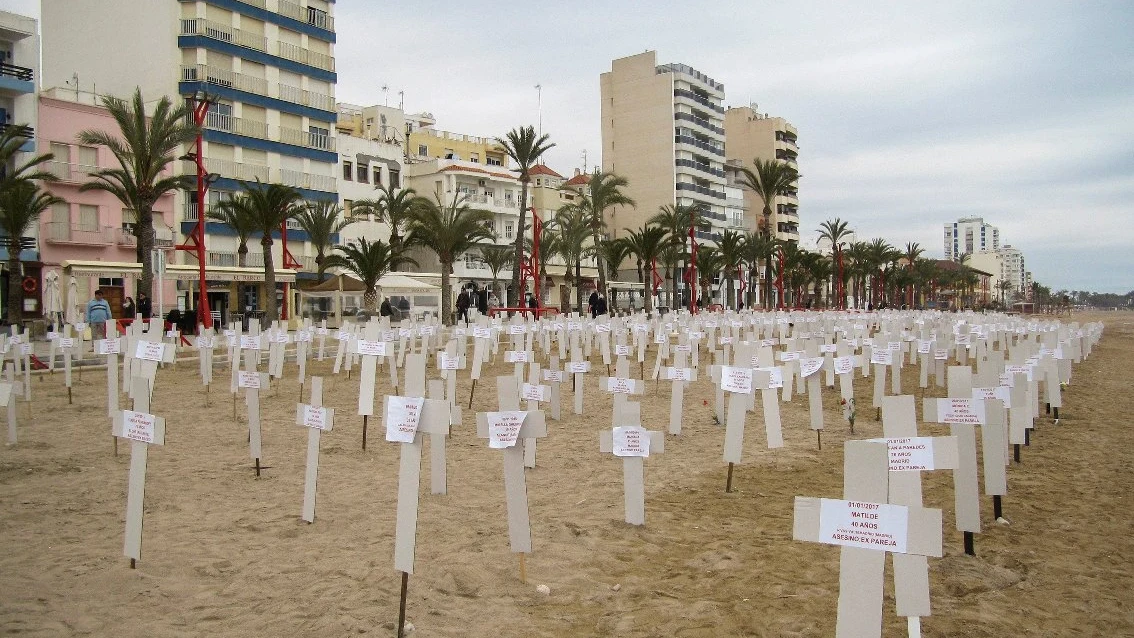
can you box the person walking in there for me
[121,296,136,320]
[456,286,471,324]
[137,292,153,321]
[588,290,599,318]
[86,289,113,340]
[595,292,608,317]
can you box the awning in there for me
[60,260,296,283]
[608,280,645,290]
[378,273,440,294]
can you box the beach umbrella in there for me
[43,270,63,329]
[65,276,80,325]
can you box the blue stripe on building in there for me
[177,35,336,83]
[180,221,339,245]
[201,129,337,164]
[179,81,335,121]
[211,177,336,202]
[200,0,336,43]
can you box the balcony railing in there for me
[675,135,724,157]
[675,158,724,178]
[44,222,115,245]
[676,182,725,200]
[0,61,33,82]
[179,65,334,112]
[117,226,174,248]
[278,168,337,192]
[205,114,336,153]
[0,123,33,138]
[188,157,270,183]
[277,0,336,32]
[673,89,725,115]
[44,160,98,183]
[278,126,335,151]
[179,18,335,71]
[207,250,315,270]
[674,112,725,136]
[657,63,724,92]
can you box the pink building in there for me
[37,88,177,319]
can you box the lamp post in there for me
[174,92,215,330]
[775,244,785,310]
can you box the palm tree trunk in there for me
[138,207,156,299]
[441,261,453,326]
[593,227,606,298]
[509,180,528,307]
[238,242,248,268]
[315,251,326,283]
[262,237,277,325]
[6,250,22,324]
[575,259,583,314]
[726,271,734,310]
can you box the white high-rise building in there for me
[968,245,1029,300]
[944,216,999,261]
[42,0,337,319]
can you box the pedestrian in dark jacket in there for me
[137,292,152,320]
[589,291,599,318]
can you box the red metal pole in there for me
[280,221,289,321]
[193,99,211,329]
[688,222,697,314]
[532,208,540,306]
[837,247,844,310]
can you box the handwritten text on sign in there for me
[97,339,121,355]
[385,396,424,443]
[240,335,261,350]
[870,349,893,365]
[720,366,753,394]
[868,437,936,471]
[937,398,986,425]
[834,356,855,375]
[121,410,158,445]
[818,498,909,553]
[799,357,824,378]
[505,350,531,363]
[302,405,330,430]
[135,341,166,362]
[606,377,636,394]
[612,426,651,457]
[357,339,387,357]
[542,370,564,383]
[666,367,691,382]
[755,366,784,389]
[486,411,527,448]
[614,345,631,356]
[973,386,1011,408]
[238,371,261,389]
[567,361,591,374]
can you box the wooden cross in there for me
[753,346,785,449]
[113,376,168,569]
[296,376,334,522]
[522,360,549,468]
[541,355,564,421]
[354,320,387,450]
[601,358,644,426]
[567,345,591,416]
[2,364,18,446]
[793,439,943,638]
[800,349,826,443]
[663,348,695,435]
[130,329,176,404]
[600,423,665,525]
[719,364,770,492]
[475,375,547,581]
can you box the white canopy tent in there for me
[296,272,441,326]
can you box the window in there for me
[372,166,381,185]
[470,153,479,163]
[307,6,329,28]
[309,125,330,150]
[418,144,428,156]
[342,161,352,181]
[122,208,137,233]
[206,102,233,132]
[357,163,369,183]
[51,202,69,224]
[486,157,502,166]
[77,145,98,169]
[505,221,514,239]
[343,199,355,217]
[535,178,542,186]
[389,169,401,188]
[78,205,99,231]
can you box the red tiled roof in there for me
[564,173,590,186]
[528,164,564,178]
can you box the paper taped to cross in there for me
[486,411,527,448]
[386,396,424,443]
[817,498,909,553]
[612,426,651,457]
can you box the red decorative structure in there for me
[174,95,212,329]
[280,220,302,320]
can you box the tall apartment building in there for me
[600,51,734,243]
[335,102,406,247]
[944,216,999,261]
[0,10,41,322]
[968,245,1030,300]
[42,0,337,319]
[724,106,800,242]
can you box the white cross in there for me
[296,376,335,522]
[600,422,665,525]
[113,376,168,567]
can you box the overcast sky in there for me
[6,0,1131,292]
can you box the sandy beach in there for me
[1,312,1131,637]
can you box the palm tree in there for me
[352,183,417,252]
[220,181,303,322]
[817,218,853,309]
[295,201,355,282]
[549,207,594,314]
[738,158,800,308]
[715,229,745,309]
[621,226,670,314]
[497,125,554,306]
[692,246,723,308]
[0,124,58,192]
[647,203,707,308]
[405,193,494,325]
[0,182,63,322]
[741,232,773,308]
[479,244,512,304]
[78,88,199,299]
[206,200,257,267]
[524,228,561,304]
[560,170,636,301]
[325,238,413,311]
[902,242,925,307]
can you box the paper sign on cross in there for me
[295,376,334,522]
[112,376,167,567]
[600,424,665,525]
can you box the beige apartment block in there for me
[600,51,731,243]
[724,106,800,242]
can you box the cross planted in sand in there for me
[113,376,168,569]
[599,415,665,525]
[296,376,334,522]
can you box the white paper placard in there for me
[46,331,59,341]
[508,325,526,335]
[121,410,157,444]
[778,351,801,362]
[357,339,387,356]
[486,411,527,448]
[335,330,351,341]
[419,325,436,336]
[542,370,564,383]
[870,350,893,365]
[612,426,651,457]
[606,377,635,394]
[917,340,932,354]
[295,330,313,343]
[614,344,631,356]
[937,398,986,424]
[302,405,329,430]
[165,330,179,339]
[819,344,838,353]
[438,353,459,370]
[888,341,902,352]
[385,396,425,443]
[666,367,691,381]
[198,336,214,349]
[60,338,76,349]
[818,498,909,553]
[75,322,89,332]
[19,343,31,355]
[223,329,237,338]
[799,357,824,378]
[316,327,330,336]
[135,341,166,362]
[833,356,855,375]
[973,386,1011,408]
[720,365,753,394]
[675,344,692,353]
[96,339,121,355]
[237,371,261,389]
[521,382,549,402]
[239,335,261,350]
[868,437,937,472]
[473,326,492,339]
[595,324,611,333]
[567,361,590,373]
[505,350,531,363]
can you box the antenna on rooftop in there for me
[382,85,389,106]
[581,149,588,173]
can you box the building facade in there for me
[968,245,1030,302]
[42,0,338,322]
[335,102,406,248]
[724,106,800,242]
[600,51,731,244]
[944,216,999,261]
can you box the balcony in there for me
[202,113,335,153]
[279,125,335,151]
[0,62,34,94]
[44,160,98,183]
[181,64,335,113]
[673,89,725,115]
[44,222,115,245]
[179,18,335,72]
[0,123,33,138]
[657,63,724,93]
[186,157,270,183]
[675,135,724,157]
[675,158,724,178]
[279,168,337,192]
[207,250,315,270]
[776,149,798,163]
[676,182,725,200]
[277,0,335,32]
[117,225,175,248]
[674,112,725,136]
